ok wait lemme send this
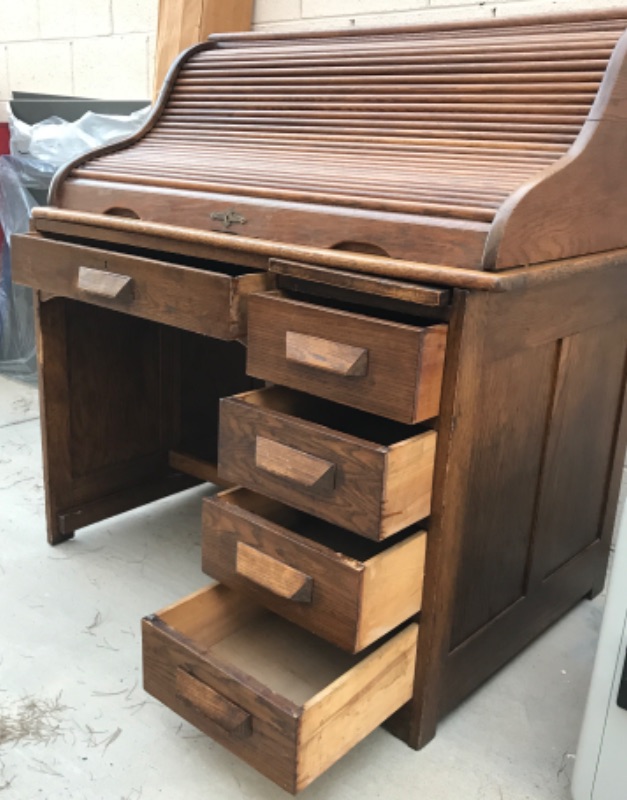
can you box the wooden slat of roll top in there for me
[195,37,610,55]
[144,129,571,152]
[183,61,611,78]
[138,136,561,160]
[157,111,588,128]
[154,120,580,136]
[151,125,578,144]
[166,94,597,107]
[167,103,593,116]
[201,42,620,62]
[197,40,620,61]
[190,53,615,69]
[167,99,594,114]
[173,81,603,94]
[176,72,606,85]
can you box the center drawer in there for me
[143,583,418,794]
[218,386,437,540]
[246,291,448,423]
[203,488,427,652]
[11,233,273,339]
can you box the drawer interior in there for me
[48,232,260,277]
[233,386,432,446]
[219,487,424,563]
[212,616,357,704]
[157,586,380,703]
[282,286,448,328]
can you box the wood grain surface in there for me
[45,11,627,268]
[218,387,436,540]
[246,292,447,423]
[202,488,427,651]
[143,583,417,792]
[13,232,272,340]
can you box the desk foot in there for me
[47,528,75,546]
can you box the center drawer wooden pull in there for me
[235,542,313,603]
[77,266,134,301]
[285,331,368,377]
[255,436,336,493]
[175,668,252,738]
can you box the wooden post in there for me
[153,0,254,97]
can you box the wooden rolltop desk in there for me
[12,9,627,793]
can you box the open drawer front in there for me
[142,584,418,793]
[11,233,273,339]
[218,386,437,540]
[203,488,427,652]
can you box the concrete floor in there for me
[0,373,622,800]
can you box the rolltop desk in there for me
[12,9,627,793]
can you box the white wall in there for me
[1,0,622,122]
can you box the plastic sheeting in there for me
[0,107,150,381]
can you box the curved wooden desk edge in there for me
[485,30,627,271]
[30,206,627,295]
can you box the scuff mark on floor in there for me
[84,611,103,637]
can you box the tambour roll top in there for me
[48,10,627,272]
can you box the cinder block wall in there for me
[0,0,158,121]
[252,0,626,31]
[0,0,621,122]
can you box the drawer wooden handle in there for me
[285,331,368,377]
[255,436,336,494]
[235,542,313,603]
[77,266,134,301]
[175,669,252,738]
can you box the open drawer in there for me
[11,233,273,339]
[246,292,448,423]
[142,583,418,793]
[218,387,437,540]
[203,488,427,652]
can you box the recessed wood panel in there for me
[67,302,163,477]
[531,320,627,580]
[450,342,556,648]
